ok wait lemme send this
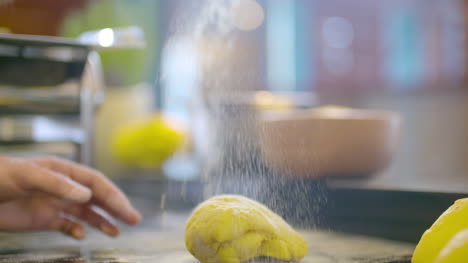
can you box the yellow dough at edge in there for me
[435,229,468,263]
[185,195,308,263]
[412,198,468,263]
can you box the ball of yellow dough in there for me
[435,229,468,263]
[412,198,468,263]
[185,195,308,263]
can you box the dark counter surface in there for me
[0,176,414,263]
[0,176,422,263]
[0,213,414,263]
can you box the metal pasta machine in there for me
[0,27,145,166]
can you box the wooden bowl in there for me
[258,106,402,177]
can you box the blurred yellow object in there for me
[111,114,186,169]
[254,91,293,111]
[0,27,10,33]
[435,229,468,263]
[412,198,468,263]
[312,105,354,114]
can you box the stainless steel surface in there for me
[0,142,77,160]
[0,29,146,50]
[0,34,93,49]
[0,36,98,115]
[0,116,83,143]
[77,26,146,49]
[0,29,144,164]
[0,34,104,165]
[79,51,104,166]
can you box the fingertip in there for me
[55,215,86,240]
[100,224,120,237]
[126,210,142,225]
[71,227,86,240]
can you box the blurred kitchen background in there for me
[1,0,468,241]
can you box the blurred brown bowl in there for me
[258,106,402,177]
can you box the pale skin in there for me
[0,155,142,240]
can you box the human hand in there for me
[0,156,141,239]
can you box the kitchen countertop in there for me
[0,176,418,263]
[0,211,414,263]
[101,175,451,244]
